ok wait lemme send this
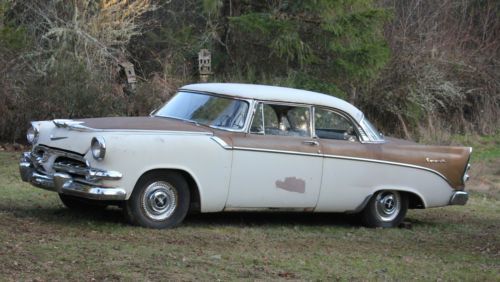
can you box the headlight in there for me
[91,137,106,160]
[26,126,39,144]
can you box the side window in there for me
[250,102,310,137]
[315,108,357,141]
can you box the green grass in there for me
[451,133,500,162]
[1,151,499,280]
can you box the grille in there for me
[31,145,88,177]
[53,156,89,177]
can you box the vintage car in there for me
[19,83,472,228]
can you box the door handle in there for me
[302,140,319,146]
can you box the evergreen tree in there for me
[225,0,391,103]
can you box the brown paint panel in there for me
[217,131,471,190]
[319,138,471,189]
[228,133,322,155]
[275,177,306,193]
[78,117,213,133]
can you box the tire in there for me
[124,171,190,229]
[361,190,408,228]
[59,194,108,211]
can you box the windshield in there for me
[155,91,250,130]
[361,118,384,142]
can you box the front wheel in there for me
[124,171,190,229]
[361,190,408,228]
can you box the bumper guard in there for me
[449,191,468,205]
[19,152,126,201]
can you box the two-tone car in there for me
[19,83,472,228]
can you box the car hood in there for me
[34,116,213,155]
[75,116,213,133]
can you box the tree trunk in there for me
[348,84,357,105]
[397,113,412,140]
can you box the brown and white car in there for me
[19,83,472,228]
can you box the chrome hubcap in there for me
[142,181,177,221]
[375,191,401,222]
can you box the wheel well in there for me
[368,190,425,210]
[406,192,425,209]
[137,169,201,213]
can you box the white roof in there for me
[181,83,364,122]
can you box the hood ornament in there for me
[53,119,84,128]
[53,119,89,131]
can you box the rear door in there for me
[314,107,378,212]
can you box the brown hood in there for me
[76,116,213,133]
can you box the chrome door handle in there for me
[302,140,319,146]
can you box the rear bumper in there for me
[19,152,126,201]
[449,191,468,205]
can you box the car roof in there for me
[181,83,364,122]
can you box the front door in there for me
[225,102,323,209]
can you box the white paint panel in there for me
[316,157,455,212]
[35,121,94,154]
[86,134,232,212]
[226,150,322,208]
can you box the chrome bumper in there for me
[449,191,469,205]
[19,152,126,201]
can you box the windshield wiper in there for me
[158,115,212,128]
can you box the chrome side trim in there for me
[230,146,451,184]
[210,136,231,149]
[462,148,472,184]
[50,135,68,141]
[233,146,322,157]
[55,118,215,135]
[223,207,315,212]
[322,154,449,182]
[53,122,215,136]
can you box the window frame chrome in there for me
[173,89,384,143]
[247,100,315,139]
[358,116,386,144]
[312,106,365,143]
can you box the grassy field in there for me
[0,144,499,280]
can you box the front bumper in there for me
[19,151,126,201]
[449,191,469,205]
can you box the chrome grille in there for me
[31,145,88,175]
[53,157,89,176]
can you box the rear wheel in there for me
[58,194,108,211]
[361,190,408,228]
[124,171,190,229]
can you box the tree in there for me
[225,0,391,103]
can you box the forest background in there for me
[0,0,498,143]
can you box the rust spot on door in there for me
[275,177,306,193]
